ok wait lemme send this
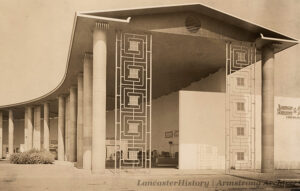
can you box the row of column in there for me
[0,103,50,159]
[0,110,14,157]
[0,111,14,158]
[0,88,80,160]
[0,22,108,174]
[56,22,108,173]
[57,88,77,162]
[24,104,50,151]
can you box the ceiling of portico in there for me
[105,31,226,110]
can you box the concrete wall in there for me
[179,91,226,169]
[183,68,226,92]
[274,96,300,169]
[49,118,58,145]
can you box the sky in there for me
[0,0,300,106]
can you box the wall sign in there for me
[174,130,179,137]
[277,104,300,119]
[165,131,173,138]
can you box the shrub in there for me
[10,149,54,164]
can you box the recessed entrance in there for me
[105,29,228,170]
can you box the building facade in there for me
[0,4,298,173]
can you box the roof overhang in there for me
[78,3,298,54]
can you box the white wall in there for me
[179,91,226,169]
[274,96,300,169]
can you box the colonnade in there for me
[0,22,108,173]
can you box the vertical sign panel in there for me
[226,42,256,172]
[115,31,152,170]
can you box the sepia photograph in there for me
[0,0,300,190]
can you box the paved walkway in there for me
[0,160,300,191]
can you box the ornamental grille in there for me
[225,42,256,172]
[115,31,152,170]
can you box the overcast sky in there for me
[0,0,299,106]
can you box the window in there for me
[237,127,244,136]
[237,152,244,161]
[237,77,245,86]
[237,102,245,111]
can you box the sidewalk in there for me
[0,160,299,191]
[228,169,300,189]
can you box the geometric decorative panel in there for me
[115,31,152,170]
[225,42,256,172]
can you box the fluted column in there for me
[77,73,84,168]
[43,103,50,151]
[33,106,41,150]
[261,45,275,173]
[8,110,14,156]
[0,112,3,159]
[83,53,93,170]
[58,96,65,161]
[92,22,108,173]
[69,86,77,162]
[26,107,33,150]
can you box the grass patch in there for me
[10,149,55,164]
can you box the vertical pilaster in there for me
[58,96,65,161]
[261,45,275,173]
[69,86,77,162]
[33,106,41,150]
[83,53,93,170]
[92,22,108,173]
[26,107,33,150]
[0,112,3,158]
[8,109,14,155]
[24,108,28,151]
[77,73,84,168]
[43,103,50,151]
[65,95,70,161]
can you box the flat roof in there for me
[80,3,298,42]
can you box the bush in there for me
[10,149,55,164]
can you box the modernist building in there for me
[0,4,298,173]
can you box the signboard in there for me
[174,130,179,137]
[165,131,173,138]
[277,104,300,119]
